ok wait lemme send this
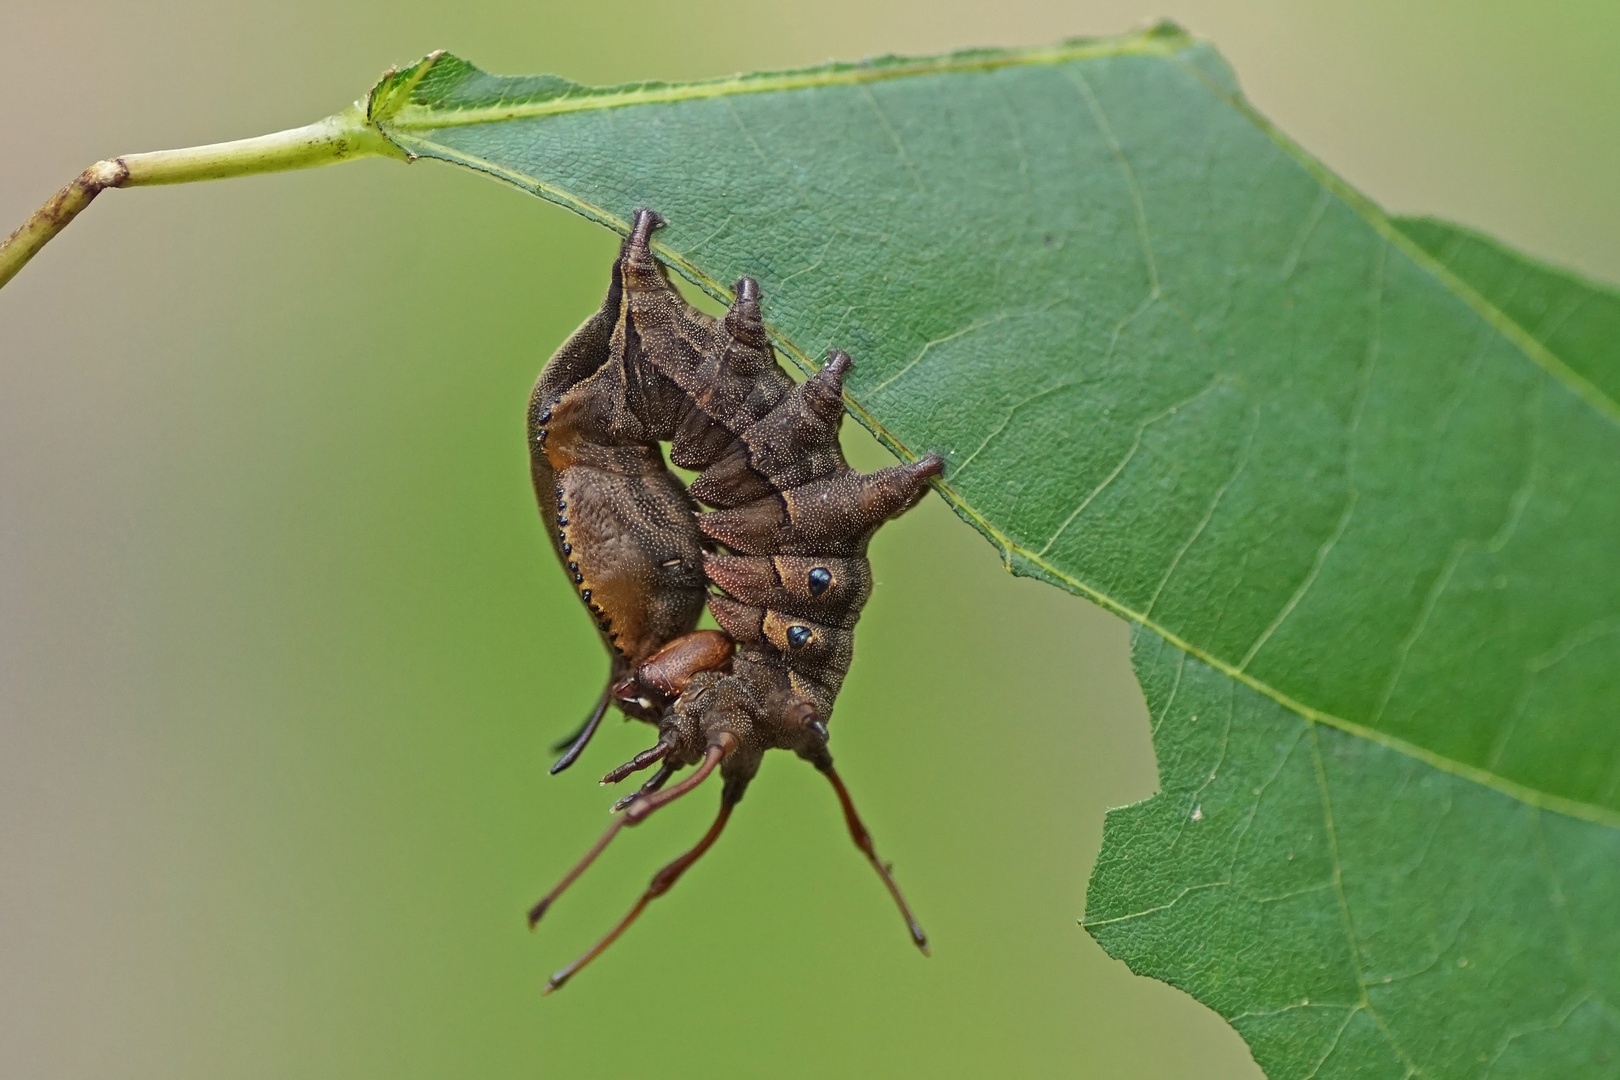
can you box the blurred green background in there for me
[2,2,1615,1078]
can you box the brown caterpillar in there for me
[527,210,942,992]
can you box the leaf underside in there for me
[368,27,1620,1077]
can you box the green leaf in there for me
[367,29,1620,1076]
[1089,627,1620,1078]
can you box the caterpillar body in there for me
[527,210,941,991]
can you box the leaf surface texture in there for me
[370,29,1620,1076]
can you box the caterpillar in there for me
[527,210,942,992]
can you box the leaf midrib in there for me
[377,42,1620,829]
[380,34,1190,130]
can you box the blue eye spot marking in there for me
[786,625,813,649]
[807,567,832,595]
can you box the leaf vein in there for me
[1079,880,1231,929]
[1379,379,1544,737]
[1309,725,1424,1075]
[1036,374,1223,558]
[859,84,927,195]
[1239,241,1386,672]
[1145,405,1260,619]
[1279,188,1331,281]
[1068,68,1161,295]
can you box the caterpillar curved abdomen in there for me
[527,210,941,992]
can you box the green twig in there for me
[0,104,405,290]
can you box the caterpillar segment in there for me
[527,209,942,991]
[527,236,712,772]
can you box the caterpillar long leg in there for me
[619,736,733,824]
[543,791,738,995]
[611,761,674,813]
[821,764,929,954]
[527,737,734,929]
[600,740,671,785]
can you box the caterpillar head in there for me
[607,635,832,802]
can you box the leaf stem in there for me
[0,104,405,290]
